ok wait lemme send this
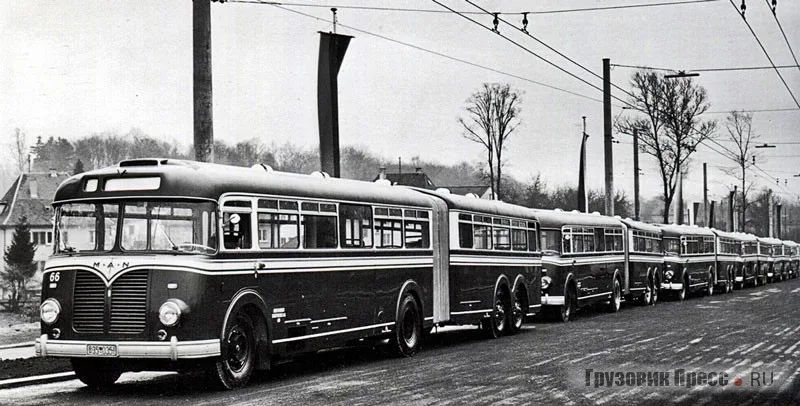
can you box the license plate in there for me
[86,344,118,357]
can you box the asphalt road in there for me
[2,277,799,405]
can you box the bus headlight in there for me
[541,276,552,290]
[664,270,674,281]
[159,299,188,327]
[40,299,61,325]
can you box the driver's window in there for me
[222,200,253,250]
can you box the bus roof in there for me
[415,189,538,221]
[53,159,435,208]
[657,223,715,237]
[530,209,623,229]
[784,240,799,247]
[711,229,757,241]
[617,217,662,234]
[756,236,783,245]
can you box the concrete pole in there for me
[768,189,774,237]
[193,0,214,162]
[633,128,640,220]
[703,163,708,227]
[603,58,614,215]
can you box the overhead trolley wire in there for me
[727,0,800,109]
[431,0,636,108]
[234,1,608,104]
[763,0,800,75]
[462,0,639,103]
[226,0,720,15]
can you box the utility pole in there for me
[768,189,774,237]
[603,58,614,215]
[703,163,708,227]
[193,0,214,162]
[777,204,782,239]
[728,188,736,232]
[578,116,589,213]
[633,128,640,220]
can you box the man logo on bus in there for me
[93,259,131,279]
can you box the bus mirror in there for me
[229,213,241,225]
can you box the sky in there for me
[1,0,799,209]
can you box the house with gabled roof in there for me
[0,170,71,301]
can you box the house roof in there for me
[441,185,490,197]
[1,171,71,228]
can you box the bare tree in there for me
[616,70,716,223]
[718,111,759,232]
[11,128,27,174]
[458,83,522,201]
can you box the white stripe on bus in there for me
[271,322,395,344]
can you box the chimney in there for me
[415,167,422,174]
[378,167,387,180]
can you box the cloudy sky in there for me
[1,0,799,207]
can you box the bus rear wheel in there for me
[508,288,526,334]
[212,311,257,389]
[482,289,509,338]
[650,275,660,305]
[608,278,622,313]
[71,358,123,388]
[393,293,422,357]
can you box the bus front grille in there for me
[110,270,149,333]
[73,271,105,333]
[72,270,149,334]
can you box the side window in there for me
[493,219,511,250]
[562,228,573,253]
[339,204,372,248]
[257,213,299,249]
[375,219,403,248]
[301,203,337,249]
[405,220,430,248]
[527,222,539,252]
[473,223,492,250]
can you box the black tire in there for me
[558,285,577,322]
[641,275,653,307]
[706,272,714,296]
[393,293,422,357]
[650,275,660,305]
[212,311,257,389]
[608,277,622,313]
[508,288,526,334]
[483,289,509,338]
[71,358,123,388]
[677,275,688,301]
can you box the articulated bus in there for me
[534,210,626,321]
[618,218,664,306]
[658,224,716,300]
[734,232,760,289]
[36,159,541,389]
[786,240,799,279]
[758,236,782,283]
[711,229,743,294]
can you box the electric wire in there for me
[431,0,636,108]
[248,2,610,104]
[611,63,799,72]
[763,0,800,75]
[727,0,800,109]
[225,0,720,15]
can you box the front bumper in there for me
[35,335,220,361]
[541,295,565,306]
[660,282,683,291]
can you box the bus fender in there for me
[396,280,423,323]
[221,288,271,369]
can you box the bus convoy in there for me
[34,159,799,389]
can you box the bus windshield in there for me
[56,200,217,254]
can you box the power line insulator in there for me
[772,0,777,15]
[740,0,746,18]
[521,12,529,34]
[492,13,499,33]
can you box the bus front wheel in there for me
[213,311,257,389]
[71,358,122,388]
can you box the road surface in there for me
[2,278,799,405]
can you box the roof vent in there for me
[435,188,451,194]
[310,171,330,179]
[591,211,601,216]
[119,159,162,167]
[374,179,391,186]
[465,193,479,199]
[251,163,274,173]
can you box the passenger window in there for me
[302,214,337,249]
[375,219,403,248]
[257,213,298,249]
[405,220,430,248]
[493,227,511,250]
[473,224,492,250]
[458,221,473,249]
[511,228,527,251]
[339,204,372,248]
